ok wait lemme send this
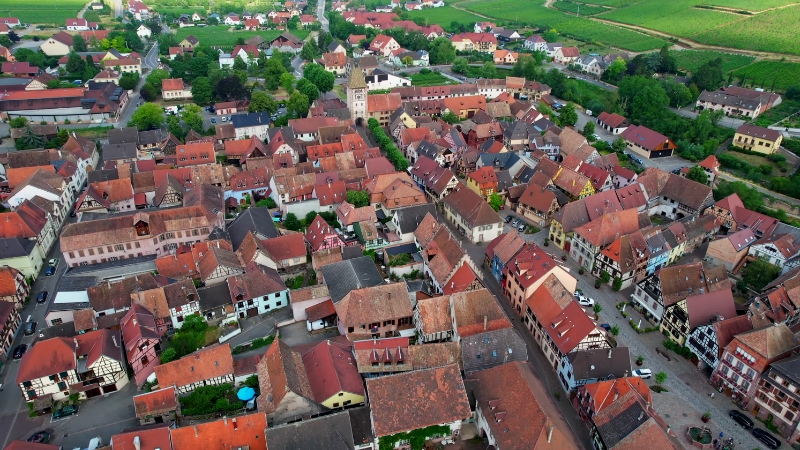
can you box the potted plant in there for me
[594,278,601,289]
[636,355,644,366]
[701,411,711,423]
[544,238,549,247]
[579,266,585,275]
[562,252,568,261]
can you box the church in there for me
[347,67,402,127]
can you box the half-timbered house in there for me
[121,303,163,386]
[154,344,235,394]
[227,263,289,318]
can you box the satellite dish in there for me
[590,365,595,370]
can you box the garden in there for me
[409,69,457,86]
[179,383,246,417]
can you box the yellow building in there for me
[733,124,782,155]
[303,340,366,409]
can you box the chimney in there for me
[607,349,612,359]
[133,436,141,450]
[613,390,619,401]
[223,416,228,426]
[638,411,644,420]
[484,315,488,330]
[547,425,554,443]
[112,335,118,347]
[232,417,238,430]
[74,338,79,349]
[193,425,198,437]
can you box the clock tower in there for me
[347,67,368,124]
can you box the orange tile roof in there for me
[154,344,234,389]
[155,250,198,279]
[6,165,54,189]
[451,288,511,338]
[416,295,452,336]
[171,412,267,450]
[112,426,172,450]
[367,93,402,113]
[583,377,652,414]
[443,262,480,295]
[133,386,177,418]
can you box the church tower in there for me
[347,67,368,123]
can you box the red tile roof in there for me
[154,344,234,389]
[162,78,185,91]
[443,262,480,295]
[621,125,675,151]
[171,412,267,450]
[301,340,364,403]
[112,426,172,450]
[596,112,627,129]
[305,299,336,322]
[133,386,177,418]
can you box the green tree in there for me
[119,74,138,90]
[346,190,370,207]
[401,56,413,67]
[145,68,170,95]
[481,61,497,79]
[264,56,288,91]
[284,213,302,231]
[160,347,177,363]
[488,193,503,211]
[686,166,709,185]
[311,69,335,93]
[542,29,559,42]
[296,78,320,102]
[280,72,295,93]
[557,102,578,127]
[601,57,627,84]
[741,258,781,292]
[630,84,670,129]
[190,76,213,105]
[72,34,87,52]
[300,41,319,61]
[286,91,310,118]
[16,126,46,150]
[451,57,468,74]
[181,104,204,133]
[582,121,595,138]
[128,102,165,130]
[232,56,248,71]
[66,52,85,74]
[216,75,248,101]
[248,91,278,114]
[612,138,627,153]
[661,78,693,108]
[167,114,184,140]
[9,117,28,128]
[693,58,724,92]
[428,37,455,65]
[256,197,277,208]
[441,111,460,124]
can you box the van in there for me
[23,321,37,335]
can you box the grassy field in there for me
[0,0,86,25]
[406,6,484,30]
[153,7,205,16]
[552,1,609,15]
[174,27,309,46]
[732,61,800,91]
[410,71,457,86]
[692,6,800,56]
[598,0,739,37]
[461,0,667,51]
[701,0,798,10]
[672,50,755,74]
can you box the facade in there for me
[120,303,163,386]
[162,78,193,100]
[502,244,577,317]
[154,344,234,394]
[753,354,800,441]
[441,186,502,244]
[733,124,783,155]
[685,314,753,371]
[16,330,128,401]
[227,263,289,319]
[660,288,736,346]
[0,302,21,362]
[335,282,414,339]
[0,266,30,309]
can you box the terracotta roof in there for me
[72,308,97,332]
[154,344,234,389]
[112,426,172,450]
[87,274,160,312]
[524,273,574,328]
[451,288,511,338]
[733,322,800,362]
[162,78,185,91]
[305,299,336,322]
[416,295,452,336]
[443,262,481,295]
[366,364,471,437]
[468,362,575,449]
[518,183,556,213]
[260,233,307,262]
[256,339,314,414]
[583,377,651,414]
[170,412,267,450]
[621,125,674,152]
[305,214,344,252]
[656,262,732,308]
[596,112,627,129]
[336,201,377,227]
[335,282,413,328]
[504,243,560,289]
[712,315,754,358]
[133,386,177,418]
[442,186,500,227]
[227,263,286,302]
[573,209,645,248]
[367,93,402,113]
[17,329,123,384]
[485,230,525,265]
[301,340,364,403]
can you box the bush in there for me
[367,118,409,171]
[612,277,622,291]
[610,325,620,336]
[284,213,302,231]
[256,197,276,208]
[180,384,241,416]
[663,339,695,358]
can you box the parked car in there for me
[210,118,217,124]
[511,219,520,227]
[633,369,652,379]
[504,215,513,223]
[48,258,58,267]
[27,432,51,443]
[221,116,228,122]
[752,428,781,449]
[599,323,611,332]
[12,344,27,360]
[23,321,37,335]
[575,295,595,307]
[45,267,56,276]
[517,224,526,233]
[36,291,48,303]
[729,410,754,430]
[52,405,79,420]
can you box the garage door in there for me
[103,384,117,393]
[247,308,258,318]
[85,388,102,398]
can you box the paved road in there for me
[109,0,123,18]
[317,0,329,32]
[142,42,160,71]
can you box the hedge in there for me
[367,118,409,172]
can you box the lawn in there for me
[410,70,457,86]
[692,6,800,56]
[671,50,755,74]
[406,6,485,31]
[0,0,86,25]
[723,150,788,175]
[174,26,309,47]
[732,61,800,92]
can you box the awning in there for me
[134,193,147,206]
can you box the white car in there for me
[575,295,595,307]
[48,258,58,267]
[633,369,652,379]
[221,116,228,122]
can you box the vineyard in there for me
[732,61,800,91]
[671,50,755,74]
[0,0,86,25]
[552,1,609,16]
[406,6,485,30]
[692,6,800,56]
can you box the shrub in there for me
[256,197,276,208]
[612,277,622,291]
[662,339,695,358]
[610,325,620,336]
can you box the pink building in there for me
[121,303,162,386]
[304,214,345,252]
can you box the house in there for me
[389,203,437,243]
[0,302,21,363]
[704,192,778,237]
[517,183,559,227]
[450,288,512,342]
[502,244,578,318]
[450,33,497,53]
[485,231,526,282]
[752,354,800,440]
[366,365,471,448]
[110,424,171,450]
[466,166,498,198]
[365,172,427,215]
[161,78,192,100]
[0,266,30,310]
[335,282,413,339]
[255,340,323,425]
[136,24,151,39]
[711,323,800,408]
[559,348,632,392]
[179,34,199,49]
[685,314,753,371]
[695,86,781,119]
[414,295,453,342]
[493,49,518,65]
[270,32,305,54]
[231,112,272,140]
[244,18,260,30]
[470,362,577,449]
[441,186,502,244]
[0,200,59,269]
[630,262,732,323]
[1,62,39,78]
[120,303,163,386]
[461,328,527,373]
[305,214,346,252]
[554,46,580,65]
[65,18,95,31]
[574,55,604,77]
[365,68,411,91]
[393,50,429,67]
[103,57,141,75]
[749,233,800,274]
[524,34,547,52]
[443,95,486,119]
[16,329,128,401]
[224,13,241,25]
[154,344,234,394]
[620,125,677,159]
[596,112,628,135]
[525,278,608,370]
[705,229,757,272]
[227,263,288,318]
[321,52,348,76]
[40,31,73,56]
[301,339,365,408]
[132,386,178,426]
[171,412,267,450]
[369,35,400,57]
[660,287,737,347]
[570,209,647,269]
[733,124,782,155]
